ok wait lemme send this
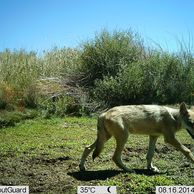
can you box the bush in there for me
[79,30,145,86]
[1,29,194,116]
[41,47,81,77]
[93,61,149,106]
[0,48,81,111]
[152,52,194,104]
[0,50,41,109]
[93,51,194,106]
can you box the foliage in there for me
[0,48,84,115]
[79,30,145,86]
[93,51,194,106]
[41,47,81,77]
[0,50,40,110]
[0,29,194,115]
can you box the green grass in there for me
[0,109,38,128]
[0,117,194,193]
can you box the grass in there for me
[0,117,194,194]
[0,109,38,128]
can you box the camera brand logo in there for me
[0,186,29,194]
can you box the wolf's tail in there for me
[92,114,111,160]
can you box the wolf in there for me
[79,103,194,172]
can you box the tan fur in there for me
[79,103,194,172]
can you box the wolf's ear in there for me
[180,102,188,117]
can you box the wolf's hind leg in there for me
[112,130,132,172]
[146,135,159,172]
[79,140,97,171]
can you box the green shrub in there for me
[152,53,194,103]
[0,29,194,115]
[0,48,81,111]
[93,61,147,106]
[41,47,81,77]
[79,30,145,86]
[93,51,194,106]
[0,50,41,109]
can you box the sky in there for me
[1,0,194,53]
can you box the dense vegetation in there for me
[1,29,194,122]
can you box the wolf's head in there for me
[180,102,194,139]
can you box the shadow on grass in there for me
[132,169,166,176]
[68,169,165,181]
[68,170,122,181]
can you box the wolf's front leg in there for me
[165,137,194,163]
[146,135,159,172]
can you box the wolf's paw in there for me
[148,166,159,173]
